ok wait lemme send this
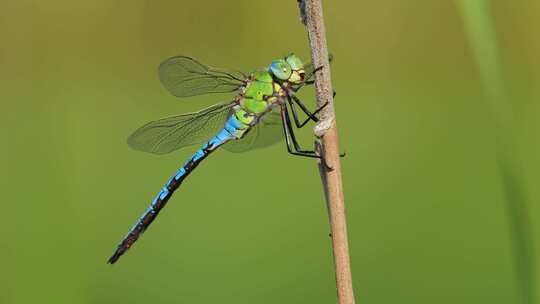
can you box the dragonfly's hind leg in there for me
[280,104,324,160]
[284,97,346,160]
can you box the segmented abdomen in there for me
[108,114,250,264]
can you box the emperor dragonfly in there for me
[108,54,328,264]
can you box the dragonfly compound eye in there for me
[285,54,304,71]
[269,59,292,80]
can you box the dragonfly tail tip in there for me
[107,251,122,264]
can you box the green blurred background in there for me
[1,1,539,303]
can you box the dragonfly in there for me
[108,54,330,264]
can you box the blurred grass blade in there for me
[457,1,536,303]
[497,152,536,304]
[457,0,507,115]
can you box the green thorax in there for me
[240,70,277,114]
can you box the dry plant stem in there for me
[301,1,355,303]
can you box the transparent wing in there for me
[159,56,246,98]
[128,103,235,155]
[304,53,334,81]
[223,108,284,153]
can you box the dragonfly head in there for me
[269,54,306,84]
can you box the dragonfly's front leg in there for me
[308,65,324,81]
[292,82,337,100]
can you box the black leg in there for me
[286,102,347,159]
[284,105,317,154]
[312,65,324,75]
[294,81,336,99]
[284,104,317,154]
[288,95,329,128]
[303,65,324,82]
[290,81,314,93]
[287,95,312,128]
[290,82,311,93]
[290,95,319,122]
[280,105,320,159]
[280,104,337,164]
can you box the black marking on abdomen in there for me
[107,145,217,264]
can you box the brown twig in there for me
[299,1,356,303]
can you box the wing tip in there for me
[126,134,170,155]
